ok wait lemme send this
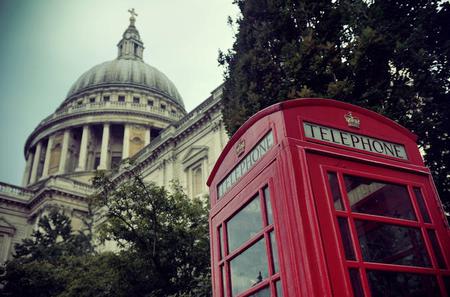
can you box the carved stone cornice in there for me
[0,176,92,214]
[211,119,223,132]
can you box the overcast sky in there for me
[0,0,239,185]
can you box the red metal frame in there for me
[307,153,450,296]
[208,98,450,297]
[213,165,282,297]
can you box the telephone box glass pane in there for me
[222,265,228,297]
[227,195,262,252]
[270,231,280,273]
[219,225,224,258]
[328,172,344,210]
[348,269,364,297]
[367,270,440,297]
[427,229,447,269]
[275,280,283,297]
[337,217,356,260]
[230,238,269,296]
[248,286,270,297]
[263,186,273,225]
[355,220,431,267]
[444,276,450,297]
[413,188,431,223]
[344,175,416,220]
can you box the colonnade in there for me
[22,123,151,186]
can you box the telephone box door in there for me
[307,152,450,297]
[212,163,284,297]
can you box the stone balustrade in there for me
[0,182,34,201]
[45,177,94,195]
[0,177,94,207]
[39,101,183,127]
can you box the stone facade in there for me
[0,14,228,263]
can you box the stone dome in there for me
[22,11,188,189]
[67,59,184,108]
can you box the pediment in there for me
[0,217,16,235]
[182,146,209,168]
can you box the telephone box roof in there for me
[208,98,418,186]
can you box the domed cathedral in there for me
[0,11,228,263]
[24,11,185,186]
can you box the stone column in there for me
[122,124,130,159]
[29,142,42,184]
[218,121,225,149]
[0,234,13,263]
[145,127,151,146]
[41,135,54,179]
[22,151,34,186]
[164,156,175,189]
[58,130,70,174]
[98,123,110,170]
[201,158,208,194]
[76,125,90,171]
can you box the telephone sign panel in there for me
[208,99,450,297]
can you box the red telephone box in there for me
[207,99,450,297]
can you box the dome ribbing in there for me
[66,59,184,108]
[65,10,184,108]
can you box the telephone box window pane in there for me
[227,195,262,252]
[413,188,431,223]
[344,175,416,220]
[328,172,344,210]
[275,280,283,297]
[355,220,431,267]
[427,229,447,269]
[367,270,440,297]
[444,276,450,297]
[348,269,364,297]
[230,239,269,296]
[263,186,273,225]
[219,225,224,258]
[270,231,280,273]
[248,286,270,297]
[338,217,356,260]
[222,265,228,297]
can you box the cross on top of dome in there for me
[128,8,138,25]
[118,9,144,60]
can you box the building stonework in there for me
[0,14,228,263]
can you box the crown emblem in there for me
[235,139,245,156]
[344,112,360,128]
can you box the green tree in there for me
[54,252,128,297]
[13,208,93,263]
[92,171,211,297]
[220,0,450,207]
[1,175,211,297]
[0,208,94,297]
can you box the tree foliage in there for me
[1,174,211,297]
[220,0,450,207]
[0,208,96,297]
[92,172,211,297]
[12,209,93,263]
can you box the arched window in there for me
[192,166,203,197]
[130,136,144,157]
